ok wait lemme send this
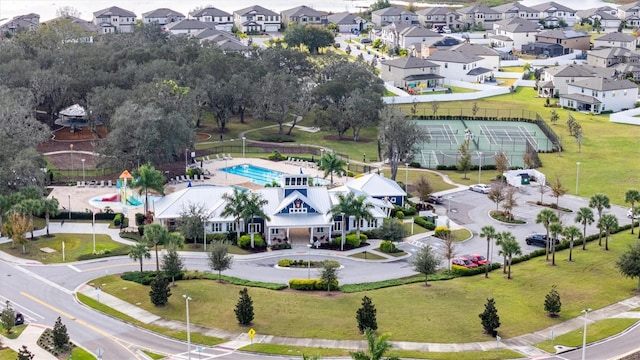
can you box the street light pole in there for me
[341,212,346,252]
[81,159,86,184]
[478,152,483,184]
[68,195,71,220]
[183,295,192,360]
[405,163,409,193]
[70,144,74,179]
[307,244,312,279]
[242,136,246,158]
[581,308,591,360]
[575,162,581,195]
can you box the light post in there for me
[81,159,86,184]
[307,243,312,279]
[68,195,71,220]
[346,162,350,181]
[320,149,325,168]
[69,144,74,179]
[183,295,192,360]
[242,136,246,158]
[405,163,409,193]
[341,212,346,252]
[581,308,592,360]
[478,151,483,184]
[363,153,366,163]
[575,162,581,195]
[447,196,452,213]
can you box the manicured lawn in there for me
[380,169,456,194]
[500,67,525,73]
[0,324,26,339]
[451,228,472,241]
[0,234,129,264]
[69,347,97,359]
[535,318,638,353]
[403,222,429,235]
[95,230,640,343]
[349,251,386,260]
[0,348,17,360]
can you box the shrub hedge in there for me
[413,216,436,230]
[238,234,265,249]
[51,212,117,221]
[289,278,339,291]
[380,241,398,253]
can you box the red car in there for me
[465,254,488,266]
[452,257,478,269]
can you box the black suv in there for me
[15,312,24,326]
[426,195,444,205]
[525,234,559,247]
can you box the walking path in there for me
[3,220,640,358]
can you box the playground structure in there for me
[89,170,145,209]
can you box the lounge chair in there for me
[76,181,82,187]
[107,180,113,187]
[179,175,186,182]
[100,180,105,187]
[227,153,233,160]
[216,154,222,161]
[222,154,229,160]
[205,155,211,163]
[186,175,192,182]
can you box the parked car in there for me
[628,208,639,219]
[452,257,478,269]
[14,312,24,326]
[465,254,488,266]
[469,184,491,194]
[525,234,559,247]
[333,42,340,48]
[427,195,444,205]
[360,38,372,44]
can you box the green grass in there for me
[0,324,27,339]
[500,67,525,73]
[0,234,130,264]
[403,222,428,235]
[69,347,97,359]
[381,169,456,195]
[349,251,386,260]
[384,89,398,96]
[451,228,472,242]
[535,318,639,353]
[0,348,17,360]
[141,350,166,359]
[93,230,640,343]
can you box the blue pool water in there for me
[221,164,283,186]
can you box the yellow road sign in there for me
[248,328,256,340]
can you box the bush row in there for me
[331,233,367,248]
[51,212,117,221]
[238,234,266,249]
[413,216,436,230]
[450,263,502,276]
[379,241,398,253]
[77,246,129,261]
[289,278,339,291]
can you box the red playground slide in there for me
[101,194,118,202]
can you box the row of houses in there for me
[153,173,407,245]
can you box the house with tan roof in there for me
[93,6,136,34]
[535,28,590,53]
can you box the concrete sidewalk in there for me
[0,324,57,359]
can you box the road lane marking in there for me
[20,292,143,359]
[14,265,73,295]
[67,264,81,272]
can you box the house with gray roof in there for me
[593,32,637,50]
[192,28,249,52]
[491,2,539,22]
[371,7,418,27]
[42,16,98,42]
[190,7,233,31]
[142,8,185,25]
[416,7,462,31]
[535,28,590,53]
[234,5,281,33]
[456,4,500,29]
[427,50,491,83]
[587,47,640,81]
[618,2,640,27]
[576,7,621,33]
[281,5,327,28]
[530,1,577,27]
[327,12,372,33]
[559,77,637,113]
[380,56,443,90]
[0,13,40,35]
[409,36,462,58]
[93,6,136,34]
[163,19,211,35]
[490,17,539,50]
[452,43,501,70]
[537,64,618,97]
[378,23,441,49]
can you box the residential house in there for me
[593,32,638,50]
[537,64,614,97]
[575,7,621,33]
[0,13,40,34]
[521,42,564,57]
[163,19,211,35]
[491,2,539,21]
[530,2,577,27]
[154,174,397,246]
[380,56,443,90]
[490,17,539,51]
[190,7,234,31]
[281,5,327,28]
[192,28,249,52]
[42,16,99,43]
[452,43,501,71]
[427,50,491,83]
[535,28,590,53]
[559,77,637,113]
[327,12,372,33]
[409,36,462,58]
[234,5,281,33]
[93,6,137,34]
[142,8,185,25]
[416,7,462,30]
[587,47,640,81]
[340,174,407,207]
[456,4,500,29]
[618,1,640,27]
[378,23,441,49]
[371,7,418,27]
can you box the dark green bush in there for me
[409,162,421,168]
[51,212,116,221]
[413,216,436,230]
[396,210,405,219]
[271,243,292,250]
[267,149,286,161]
[238,234,265,249]
[451,263,501,276]
[135,213,146,226]
[379,241,398,253]
[289,279,318,290]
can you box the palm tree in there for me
[132,163,166,215]
[129,243,151,272]
[221,188,249,242]
[143,223,170,271]
[480,225,497,278]
[40,198,60,237]
[498,232,521,280]
[575,207,594,250]
[563,225,582,262]
[598,214,618,251]
[241,193,270,248]
[349,328,395,360]
[536,209,559,261]
[549,222,563,266]
[625,189,640,234]
[589,193,610,246]
[549,176,568,216]
[319,151,347,184]
[331,192,374,241]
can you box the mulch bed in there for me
[322,135,372,143]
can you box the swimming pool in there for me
[221,164,283,186]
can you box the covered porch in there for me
[560,93,602,114]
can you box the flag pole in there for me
[92,206,96,254]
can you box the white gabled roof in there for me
[154,185,234,220]
[343,173,406,197]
